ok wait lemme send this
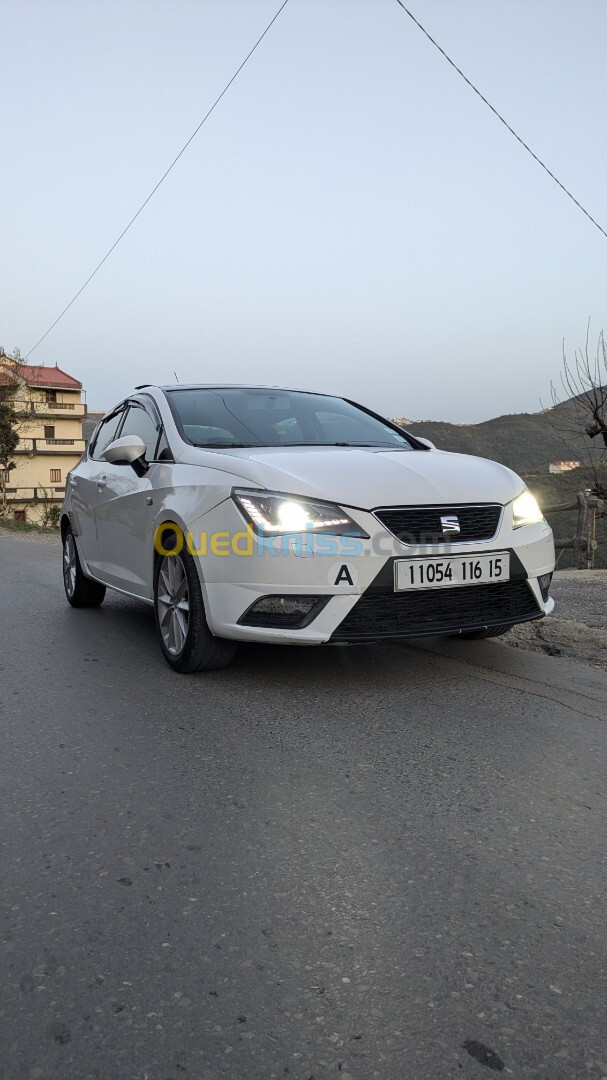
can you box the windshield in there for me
[166,388,416,449]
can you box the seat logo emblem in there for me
[440,514,460,534]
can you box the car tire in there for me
[153,537,237,673]
[63,527,106,608]
[457,625,511,640]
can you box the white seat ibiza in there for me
[61,385,555,672]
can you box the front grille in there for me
[375,504,502,545]
[331,581,540,642]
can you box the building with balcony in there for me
[0,354,87,523]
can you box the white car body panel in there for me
[92,462,153,595]
[179,444,523,510]
[63,384,556,650]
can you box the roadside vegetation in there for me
[0,518,59,536]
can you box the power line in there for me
[394,0,607,242]
[26,0,291,358]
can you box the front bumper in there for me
[329,554,547,642]
[189,501,555,644]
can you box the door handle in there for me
[97,476,107,490]
[69,476,77,489]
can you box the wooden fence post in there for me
[545,492,603,568]
[573,492,590,569]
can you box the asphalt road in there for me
[1,534,606,1080]
[550,570,607,630]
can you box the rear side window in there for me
[90,410,125,460]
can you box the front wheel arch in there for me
[150,517,191,596]
[152,531,236,673]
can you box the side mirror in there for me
[103,435,148,475]
[416,436,437,451]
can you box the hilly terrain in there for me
[404,400,592,476]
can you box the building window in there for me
[3,469,10,483]
[50,469,61,483]
[44,425,55,439]
[45,390,57,403]
[14,510,26,522]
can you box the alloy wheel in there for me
[156,554,190,656]
[63,533,77,598]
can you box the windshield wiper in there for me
[194,441,409,449]
[276,442,406,448]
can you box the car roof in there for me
[153,384,342,397]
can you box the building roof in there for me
[1,359,82,390]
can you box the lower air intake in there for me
[331,580,541,642]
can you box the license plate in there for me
[394,552,510,591]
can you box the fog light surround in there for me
[239,595,330,629]
[538,572,552,602]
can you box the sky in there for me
[2,0,606,422]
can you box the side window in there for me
[155,427,173,461]
[90,410,125,460]
[118,404,160,459]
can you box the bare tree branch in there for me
[547,322,607,499]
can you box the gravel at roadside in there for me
[549,569,607,629]
[0,526,60,545]
[504,570,607,671]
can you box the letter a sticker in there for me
[329,562,357,586]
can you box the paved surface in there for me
[551,570,607,629]
[1,534,607,1080]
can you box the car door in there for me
[70,406,127,572]
[92,399,162,597]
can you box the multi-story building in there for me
[0,354,86,523]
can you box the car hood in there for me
[181,446,524,509]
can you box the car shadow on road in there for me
[88,590,422,687]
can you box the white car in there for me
[61,384,555,672]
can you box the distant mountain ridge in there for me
[401,400,591,475]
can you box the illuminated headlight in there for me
[512,489,544,529]
[232,489,368,536]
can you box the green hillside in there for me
[405,401,593,476]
